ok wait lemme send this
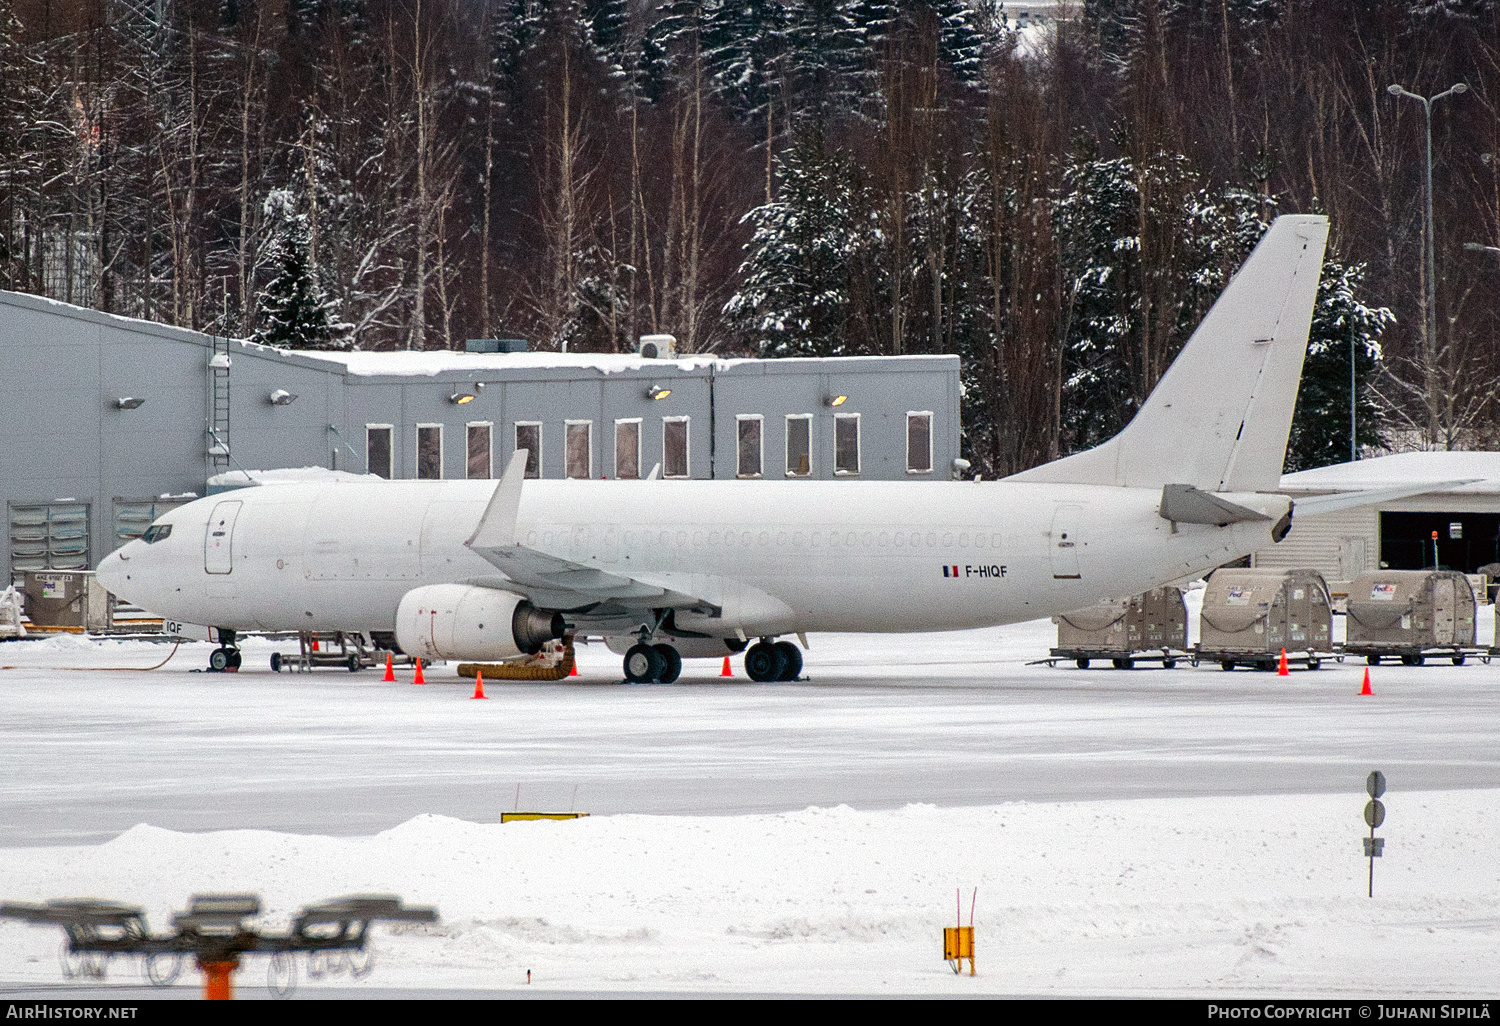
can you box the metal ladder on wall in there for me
[208,334,230,474]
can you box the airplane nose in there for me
[95,547,129,594]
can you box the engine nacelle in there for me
[395,584,564,662]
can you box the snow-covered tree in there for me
[1285,259,1393,471]
[724,131,871,356]
[254,191,352,351]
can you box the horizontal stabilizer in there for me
[1290,480,1480,517]
[1159,484,1272,525]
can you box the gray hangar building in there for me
[0,289,961,586]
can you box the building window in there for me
[416,424,443,479]
[614,419,641,479]
[835,414,860,476]
[663,417,690,478]
[466,422,492,480]
[514,422,542,479]
[906,411,933,474]
[736,415,763,478]
[366,425,393,479]
[565,420,593,479]
[785,415,812,477]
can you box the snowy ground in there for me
[1,614,1499,996]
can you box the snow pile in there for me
[0,793,1496,996]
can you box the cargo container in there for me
[1195,568,1333,671]
[1343,569,1478,665]
[1050,586,1188,669]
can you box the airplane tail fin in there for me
[1008,214,1329,493]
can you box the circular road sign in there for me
[1364,799,1386,828]
[1367,770,1387,799]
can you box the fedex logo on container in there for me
[943,565,1007,579]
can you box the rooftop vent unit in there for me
[637,334,677,359]
[466,338,528,354]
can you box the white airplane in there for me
[99,215,1333,682]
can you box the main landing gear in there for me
[744,639,802,682]
[207,629,241,672]
[623,642,683,683]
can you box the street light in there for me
[1387,81,1468,440]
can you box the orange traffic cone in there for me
[413,658,425,685]
[472,671,487,699]
[311,637,319,652]
[1277,648,1289,676]
[1360,668,1373,696]
[382,653,395,682]
[720,656,733,677]
[569,655,579,676]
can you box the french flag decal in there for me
[943,565,959,578]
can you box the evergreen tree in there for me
[784,0,862,122]
[701,0,790,122]
[1284,259,1392,471]
[723,131,870,356]
[254,192,352,351]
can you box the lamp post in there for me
[1387,82,1467,445]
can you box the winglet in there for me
[466,449,529,550]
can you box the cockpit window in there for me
[141,523,173,544]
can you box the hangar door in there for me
[1380,512,1500,574]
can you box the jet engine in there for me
[395,584,565,662]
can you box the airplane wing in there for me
[463,450,718,615]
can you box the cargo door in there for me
[204,501,242,575]
[1049,505,1082,580]
[1433,575,1456,645]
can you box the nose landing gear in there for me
[207,629,241,672]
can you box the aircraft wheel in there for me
[208,648,231,673]
[1075,658,1090,670]
[228,649,242,670]
[773,641,802,680]
[652,644,682,683]
[744,641,785,683]
[623,643,662,683]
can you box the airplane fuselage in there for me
[100,478,1284,639]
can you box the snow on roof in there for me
[1279,451,1500,495]
[251,344,954,378]
[206,467,380,487]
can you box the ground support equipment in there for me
[1194,648,1329,671]
[1035,647,1188,670]
[270,632,380,673]
[457,639,576,682]
[1338,644,1487,667]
